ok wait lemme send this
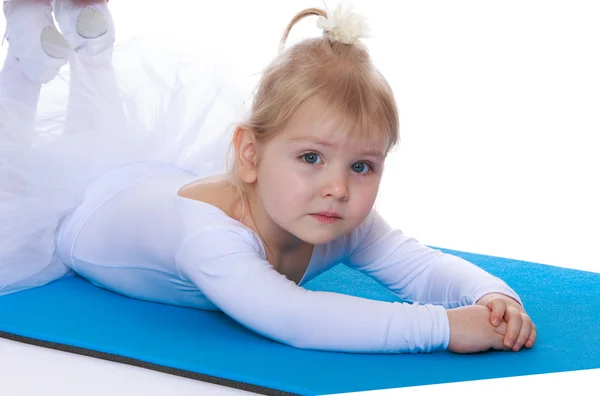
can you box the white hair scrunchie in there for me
[316,1,370,45]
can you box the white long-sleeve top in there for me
[56,162,521,355]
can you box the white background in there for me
[1,0,599,395]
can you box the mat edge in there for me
[0,331,300,396]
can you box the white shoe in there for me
[2,0,70,83]
[52,0,115,57]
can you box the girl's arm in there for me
[344,210,522,309]
[175,224,451,353]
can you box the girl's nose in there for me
[320,170,349,201]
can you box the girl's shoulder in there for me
[175,176,266,255]
[177,174,240,219]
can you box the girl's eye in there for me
[301,152,322,165]
[351,161,371,174]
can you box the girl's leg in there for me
[0,54,41,119]
[1,0,70,119]
[52,0,123,133]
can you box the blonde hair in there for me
[229,7,399,195]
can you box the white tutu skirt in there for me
[0,38,247,295]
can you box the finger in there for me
[493,334,511,351]
[486,299,506,326]
[490,321,509,350]
[525,323,537,348]
[503,306,523,349]
[491,321,513,351]
[511,314,533,351]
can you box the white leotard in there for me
[55,161,521,354]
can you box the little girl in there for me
[0,0,536,354]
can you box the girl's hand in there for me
[476,293,536,351]
[446,305,507,353]
[446,305,508,353]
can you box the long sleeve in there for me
[345,211,522,308]
[175,223,450,353]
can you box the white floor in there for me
[1,1,599,395]
[1,337,598,396]
[1,341,599,396]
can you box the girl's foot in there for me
[52,0,114,57]
[2,0,70,83]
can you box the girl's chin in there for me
[293,227,345,246]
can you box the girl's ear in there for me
[233,126,258,184]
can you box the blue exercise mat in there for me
[1,248,599,395]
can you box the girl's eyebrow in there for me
[360,149,385,159]
[288,137,384,159]
[288,136,334,147]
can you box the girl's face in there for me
[255,100,387,245]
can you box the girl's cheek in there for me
[355,179,380,201]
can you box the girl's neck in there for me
[239,186,309,263]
